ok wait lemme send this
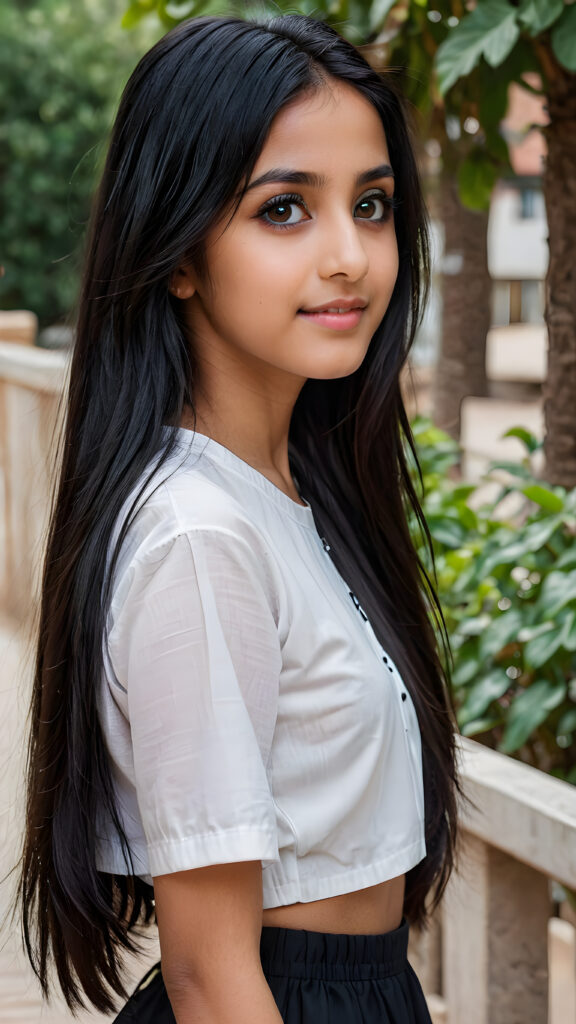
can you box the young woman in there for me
[19,13,460,1024]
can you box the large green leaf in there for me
[451,484,477,502]
[369,0,397,34]
[500,679,567,753]
[479,608,524,661]
[537,569,576,618]
[557,548,576,570]
[488,460,533,480]
[481,515,562,574]
[518,0,564,35]
[522,484,565,513]
[551,3,576,72]
[164,0,194,19]
[121,0,158,26]
[426,515,468,549]
[459,669,510,725]
[458,151,498,210]
[436,0,520,94]
[517,620,556,643]
[461,714,504,737]
[452,655,481,687]
[565,490,576,514]
[502,426,541,453]
[496,34,543,87]
[456,502,479,531]
[121,5,146,26]
[562,613,576,652]
[558,708,576,736]
[524,624,565,669]
[483,125,513,168]
[457,615,492,638]
[477,64,511,132]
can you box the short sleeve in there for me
[107,528,282,877]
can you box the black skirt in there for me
[113,917,432,1023]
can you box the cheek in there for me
[385,250,400,303]
[365,241,399,333]
[372,237,399,295]
[212,237,295,303]
[208,262,287,340]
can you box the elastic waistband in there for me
[259,917,409,981]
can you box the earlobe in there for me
[169,265,197,300]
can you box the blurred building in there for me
[489,80,548,327]
[414,80,549,369]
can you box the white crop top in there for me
[96,428,426,907]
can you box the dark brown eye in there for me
[355,192,394,221]
[267,203,295,223]
[259,194,309,227]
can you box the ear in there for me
[169,264,197,300]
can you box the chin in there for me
[290,339,371,381]
[314,353,370,380]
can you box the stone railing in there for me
[410,737,576,1024]
[0,340,69,620]
[1,340,575,1023]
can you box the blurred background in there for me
[1,2,575,1022]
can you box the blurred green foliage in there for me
[119,0,540,213]
[411,418,576,784]
[430,1,575,209]
[436,0,576,94]
[0,0,158,327]
[124,1,574,219]
[122,0,378,43]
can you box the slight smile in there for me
[298,298,368,331]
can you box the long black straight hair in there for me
[19,12,461,1013]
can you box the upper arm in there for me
[107,527,282,877]
[153,860,264,991]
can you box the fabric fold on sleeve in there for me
[107,527,282,878]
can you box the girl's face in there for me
[176,80,399,388]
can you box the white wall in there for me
[488,183,548,280]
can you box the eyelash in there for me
[257,190,399,230]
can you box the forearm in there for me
[166,965,284,1024]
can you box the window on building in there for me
[519,188,538,219]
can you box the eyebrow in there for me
[244,163,395,193]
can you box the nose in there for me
[317,210,369,283]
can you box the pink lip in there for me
[302,297,367,314]
[298,297,368,332]
[298,309,365,331]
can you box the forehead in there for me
[251,81,391,176]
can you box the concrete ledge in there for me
[0,341,69,394]
[427,994,448,1023]
[486,323,547,384]
[549,917,576,1022]
[459,737,576,889]
[0,310,38,346]
[460,396,544,481]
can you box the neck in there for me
[180,398,303,504]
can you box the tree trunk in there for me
[538,44,576,488]
[432,174,491,439]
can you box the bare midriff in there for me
[261,873,405,935]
